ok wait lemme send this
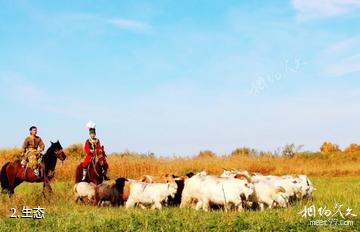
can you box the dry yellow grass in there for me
[1,145,359,182]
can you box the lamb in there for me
[95,177,128,207]
[73,182,96,204]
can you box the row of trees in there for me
[320,142,360,153]
[226,142,360,158]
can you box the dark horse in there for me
[75,147,109,185]
[0,141,66,196]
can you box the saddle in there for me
[21,153,42,166]
[20,153,43,178]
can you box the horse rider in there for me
[20,126,45,177]
[81,121,109,181]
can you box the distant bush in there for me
[196,150,217,158]
[320,141,341,153]
[64,143,85,159]
[344,143,360,153]
[230,147,257,156]
[281,144,304,158]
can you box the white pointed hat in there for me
[86,120,96,129]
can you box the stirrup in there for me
[33,168,40,177]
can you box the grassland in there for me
[0,177,359,231]
[0,146,359,231]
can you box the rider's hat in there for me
[86,120,96,134]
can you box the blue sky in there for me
[0,0,360,155]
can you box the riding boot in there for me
[81,168,87,181]
[33,168,40,177]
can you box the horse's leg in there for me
[13,178,23,190]
[43,176,52,194]
[42,179,52,202]
[97,200,102,207]
[41,164,52,194]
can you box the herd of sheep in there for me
[74,169,315,212]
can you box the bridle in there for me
[54,149,65,162]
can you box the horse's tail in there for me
[1,162,10,192]
[75,164,82,184]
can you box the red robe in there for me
[82,138,102,168]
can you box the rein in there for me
[91,157,101,178]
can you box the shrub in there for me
[196,150,217,158]
[281,144,304,158]
[320,141,341,153]
[344,143,360,153]
[64,143,85,159]
[230,147,257,156]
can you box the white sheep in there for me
[73,182,96,204]
[125,181,178,209]
[249,181,288,210]
[181,174,254,212]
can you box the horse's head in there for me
[95,150,109,178]
[50,140,67,161]
[96,156,107,168]
[95,146,107,166]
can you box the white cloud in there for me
[325,36,360,54]
[292,0,360,21]
[321,36,360,77]
[108,18,152,32]
[326,54,360,76]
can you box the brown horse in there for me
[75,150,109,185]
[0,141,66,196]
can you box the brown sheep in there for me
[95,177,128,207]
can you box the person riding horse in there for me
[81,121,110,181]
[20,126,45,177]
